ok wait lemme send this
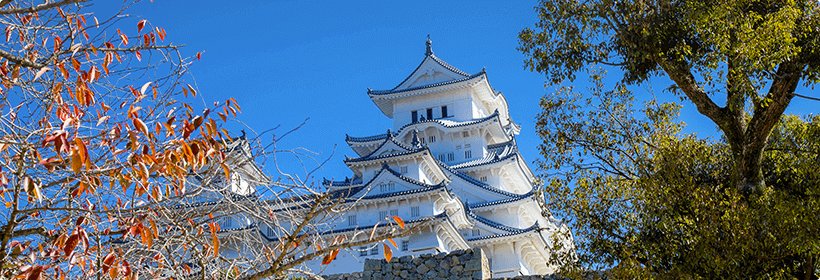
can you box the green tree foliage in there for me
[519,0,820,192]
[534,73,819,278]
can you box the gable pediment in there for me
[364,138,413,160]
[394,56,470,91]
[351,166,440,199]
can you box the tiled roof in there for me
[468,189,536,209]
[346,110,502,144]
[369,70,486,96]
[465,222,541,242]
[360,184,445,200]
[450,139,517,170]
[260,213,449,242]
[345,132,395,143]
[436,161,520,198]
[465,205,530,233]
[322,176,363,188]
[170,192,259,210]
[343,147,429,164]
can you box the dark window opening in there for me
[426,108,433,120]
[441,106,448,117]
[411,111,418,123]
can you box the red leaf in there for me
[137,20,147,33]
[196,52,201,61]
[133,118,149,135]
[102,252,116,273]
[118,30,128,46]
[393,216,405,229]
[383,243,392,263]
[64,233,78,255]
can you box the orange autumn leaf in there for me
[383,243,392,263]
[392,216,405,229]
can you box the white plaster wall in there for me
[391,88,475,129]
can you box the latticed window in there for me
[480,176,487,182]
[472,229,480,236]
[348,215,357,226]
[447,152,454,161]
[390,209,398,216]
[411,206,420,217]
[371,244,379,255]
[360,245,368,257]
[438,154,445,161]
[402,240,409,251]
[465,150,472,159]
[400,166,408,174]
[462,131,469,138]
[429,135,436,143]
[379,211,388,219]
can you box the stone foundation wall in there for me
[324,248,490,280]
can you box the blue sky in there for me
[90,0,817,184]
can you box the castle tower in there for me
[315,38,571,277]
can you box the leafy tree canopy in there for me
[535,72,819,279]
[519,0,820,192]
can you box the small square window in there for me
[420,137,426,144]
[360,245,368,256]
[465,150,472,159]
[441,106,448,118]
[348,215,357,226]
[472,229,480,236]
[480,176,487,182]
[429,136,436,143]
[402,240,409,251]
[426,108,433,120]
[462,131,470,138]
[371,245,379,255]
[447,153,454,161]
[379,211,388,219]
[438,154,445,162]
[390,209,398,216]
[400,166,408,174]
[411,206,420,217]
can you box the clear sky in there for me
[88,0,817,185]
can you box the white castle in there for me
[304,38,572,277]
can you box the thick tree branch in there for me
[0,48,46,69]
[0,0,90,15]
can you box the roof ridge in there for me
[436,161,520,198]
[347,111,501,146]
[369,70,486,96]
[468,189,535,209]
[343,146,429,164]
